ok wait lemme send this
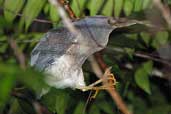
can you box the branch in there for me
[48,0,78,34]
[106,46,171,67]
[153,0,171,29]
[8,38,26,69]
[89,56,131,114]
[0,7,53,24]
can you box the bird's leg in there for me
[76,67,116,98]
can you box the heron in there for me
[31,16,149,93]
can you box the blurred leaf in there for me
[102,0,113,16]
[134,61,153,94]
[0,64,16,108]
[0,0,3,5]
[44,3,50,15]
[49,4,60,23]
[142,0,152,9]
[73,101,84,114]
[16,67,48,93]
[134,0,143,12]
[96,101,113,114]
[140,32,151,46]
[124,48,135,60]
[55,91,70,114]
[21,0,46,31]
[71,0,86,16]
[41,88,71,113]
[165,0,171,4]
[89,104,100,114]
[147,105,171,114]
[114,0,124,17]
[4,0,24,22]
[89,0,104,15]
[152,31,169,49]
[8,99,26,114]
[123,0,133,16]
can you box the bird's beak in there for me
[107,17,154,29]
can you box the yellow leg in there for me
[77,67,117,98]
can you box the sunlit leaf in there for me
[114,0,124,17]
[134,0,143,12]
[102,0,113,16]
[142,0,152,9]
[44,3,50,15]
[49,4,60,23]
[21,0,46,31]
[88,0,104,15]
[123,0,133,16]
[71,0,86,16]
[4,0,24,22]
[134,61,153,94]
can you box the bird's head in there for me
[73,16,149,50]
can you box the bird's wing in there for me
[31,27,75,71]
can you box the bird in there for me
[30,16,150,91]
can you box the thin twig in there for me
[152,0,171,29]
[0,7,53,24]
[57,0,77,20]
[107,46,171,67]
[8,38,26,69]
[48,0,78,35]
[89,56,131,114]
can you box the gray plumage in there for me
[31,16,147,89]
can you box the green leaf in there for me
[124,48,135,60]
[140,32,151,46]
[88,0,104,16]
[49,4,60,23]
[21,0,46,31]
[142,0,152,9]
[41,89,72,113]
[89,104,100,114]
[134,0,143,12]
[4,0,24,22]
[123,0,133,16]
[134,61,153,94]
[73,101,85,114]
[97,101,113,114]
[0,0,3,5]
[44,3,50,15]
[71,0,86,17]
[114,0,124,17]
[0,64,16,108]
[55,91,70,114]
[16,67,48,93]
[102,0,113,16]
[152,31,169,49]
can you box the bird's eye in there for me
[107,18,117,25]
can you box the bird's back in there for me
[31,27,74,71]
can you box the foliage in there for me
[0,0,171,114]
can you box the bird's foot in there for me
[76,67,116,99]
